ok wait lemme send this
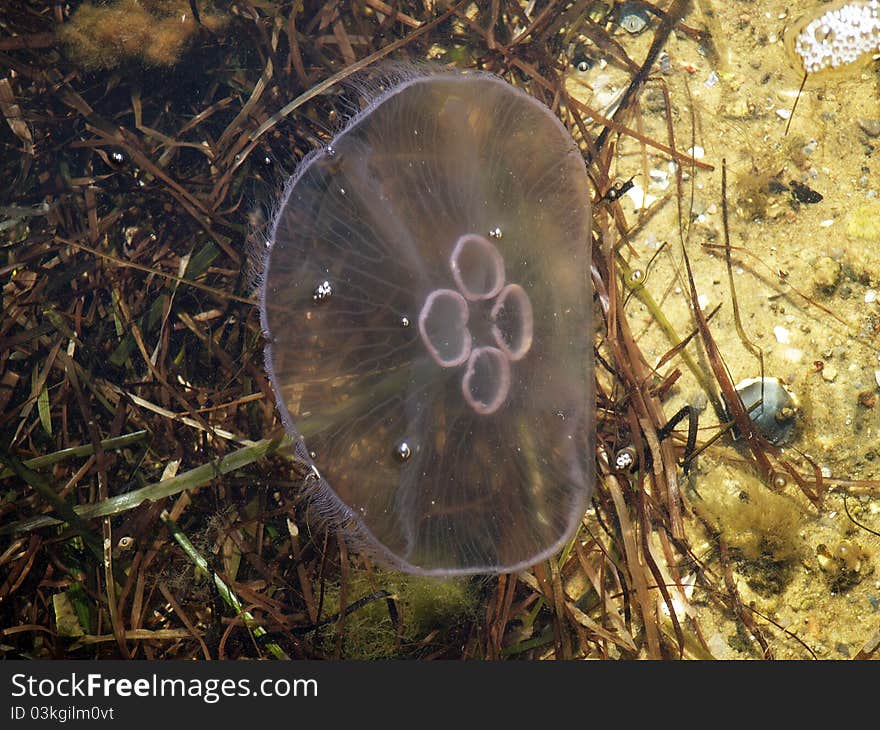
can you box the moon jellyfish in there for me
[259,67,594,575]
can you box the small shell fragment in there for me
[774,325,791,344]
[624,183,657,211]
[821,365,838,382]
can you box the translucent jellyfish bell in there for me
[259,68,594,575]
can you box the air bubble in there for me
[312,280,333,304]
[394,441,413,462]
[400,315,411,328]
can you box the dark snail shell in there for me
[730,376,799,446]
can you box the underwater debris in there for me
[789,180,823,205]
[259,68,594,576]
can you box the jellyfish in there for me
[259,66,594,575]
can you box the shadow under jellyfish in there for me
[259,67,594,575]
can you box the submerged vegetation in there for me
[2,0,880,660]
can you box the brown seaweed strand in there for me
[594,0,693,156]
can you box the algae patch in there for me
[58,0,227,70]
[693,464,806,595]
[318,573,480,659]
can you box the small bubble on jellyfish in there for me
[259,66,594,575]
